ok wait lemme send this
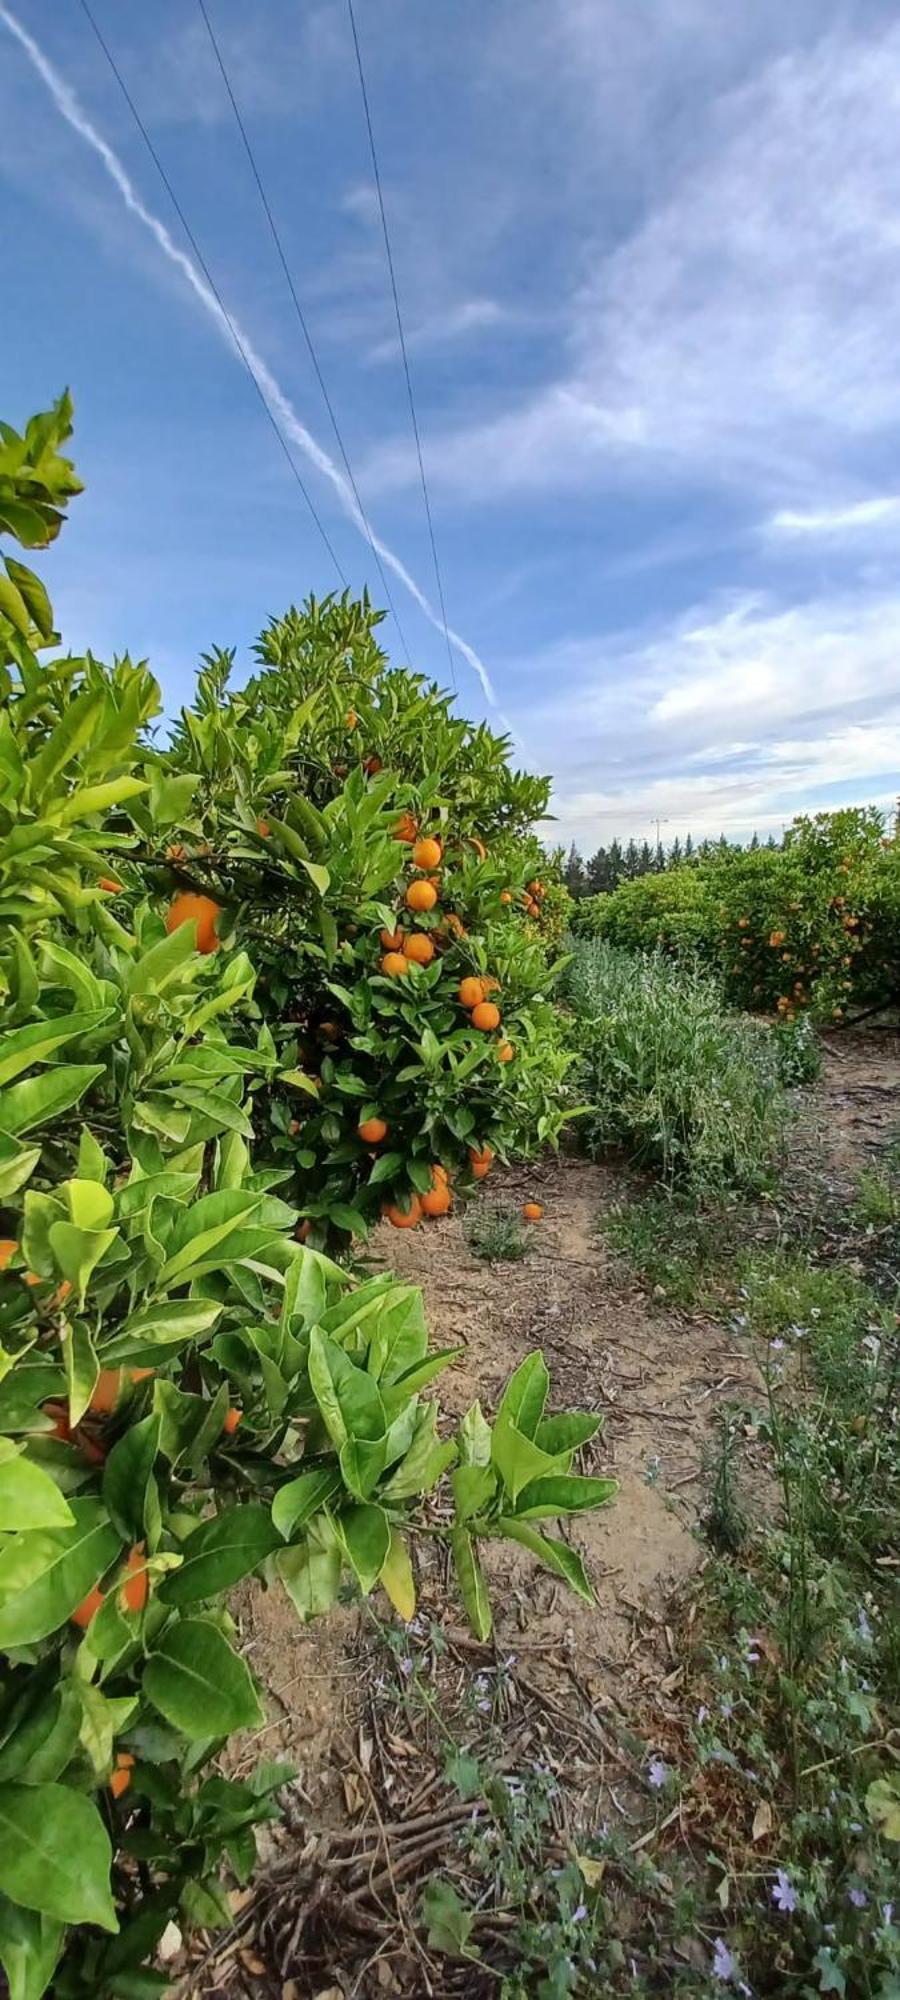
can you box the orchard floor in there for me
[172,1028,900,2000]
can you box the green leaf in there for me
[0,1498,120,1646]
[56,774,147,823]
[0,1014,107,1090]
[533,1411,603,1457]
[307,1328,386,1449]
[866,1774,900,1840]
[421,1877,474,1958]
[0,1454,74,1532]
[156,1189,263,1284]
[513,1474,619,1520]
[100,1298,222,1363]
[496,1519,594,1603]
[272,1468,342,1541]
[0,1784,117,1931]
[339,1434,387,1500]
[451,1524,492,1641]
[0,1890,63,2000]
[277,1527,342,1621]
[103,1415,160,1544]
[0,1064,104,1136]
[334,1503,390,1593]
[143,1619,263,1737]
[50,1220,118,1302]
[379,1527,416,1620]
[76,1126,108,1183]
[161,1505,281,1604]
[4,560,54,642]
[813,1949,847,1996]
[381,1404,457,1501]
[28,686,105,799]
[458,1401,492,1467]
[496,1350,549,1441]
[451,1462,496,1523]
[62,1321,99,1427]
[125,921,198,997]
[0,571,31,637]
[0,1136,40,1202]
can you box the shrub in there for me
[465,1204,530,1262]
[587,810,900,1021]
[0,399,617,1997]
[142,619,575,1247]
[567,941,787,1190]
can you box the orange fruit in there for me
[527,880,543,897]
[363,755,383,775]
[412,836,442,871]
[165,891,221,955]
[768,930,785,948]
[381,951,410,977]
[500,890,512,905]
[98,876,123,894]
[120,1543,148,1615]
[432,1164,450,1186]
[523,1202,543,1222]
[381,926,405,951]
[346,708,358,730]
[165,842,187,863]
[255,817,271,837]
[295,1219,312,1243]
[222,1407,242,1436]
[738,916,749,928]
[468,1144,493,1180]
[0,1240,16,1272]
[403,932,435,965]
[421,1183,452,1217]
[458,976,485,1009]
[358,1116,388,1145]
[497,1041,515,1063]
[71,1584,105,1630]
[471,1001,501,1031]
[110,1752,134,1800]
[90,1368,122,1417]
[129,1367,155,1387]
[406,880,437,913]
[383,1195,422,1229]
[393,812,418,843]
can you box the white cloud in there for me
[767,497,900,536]
[365,13,900,507]
[368,297,508,365]
[511,586,900,846]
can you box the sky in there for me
[2,0,899,853]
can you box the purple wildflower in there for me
[572,1903,587,1923]
[648,1757,669,1789]
[697,1704,710,1724]
[772,1869,797,1913]
[398,1655,414,1679]
[712,1937,736,1981]
[848,1887,867,1909]
[770,1338,785,1352]
[857,1608,873,1643]
[882,1904,894,1925]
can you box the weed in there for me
[773,1011,822,1087]
[466,1203,530,1262]
[703,1410,749,1553]
[567,942,789,1192]
[605,1192,743,1309]
[853,1165,899,1229]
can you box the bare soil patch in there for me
[174,1028,900,1998]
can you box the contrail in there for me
[0,4,512,727]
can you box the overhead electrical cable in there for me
[195,0,412,664]
[345,0,457,691]
[75,0,348,584]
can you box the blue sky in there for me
[2,0,899,851]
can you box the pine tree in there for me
[587,847,613,893]
[564,843,587,897]
[623,838,640,879]
[608,838,624,887]
[749,831,760,851]
[637,840,654,876]
[684,832,695,862]
[669,835,683,868]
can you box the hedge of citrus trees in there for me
[574,809,900,1023]
[0,397,616,1997]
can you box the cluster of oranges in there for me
[522,878,545,920]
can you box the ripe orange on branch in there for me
[412,836,442,871]
[471,1001,501,1031]
[383,1195,422,1229]
[406,880,437,913]
[165,891,221,955]
[403,932,435,965]
[358,1116,388,1144]
[381,951,410,977]
[381,926,404,951]
[458,976,485,1008]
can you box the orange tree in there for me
[149,606,575,1245]
[575,811,900,1023]
[0,399,616,1997]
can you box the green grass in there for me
[567,941,789,1193]
[604,1192,746,1309]
[465,1203,530,1262]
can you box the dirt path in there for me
[187,1027,899,1995]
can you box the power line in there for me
[195,0,411,665]
[76,0,348,586]
[345,0,457,693]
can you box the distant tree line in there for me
[562,830,778,898]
